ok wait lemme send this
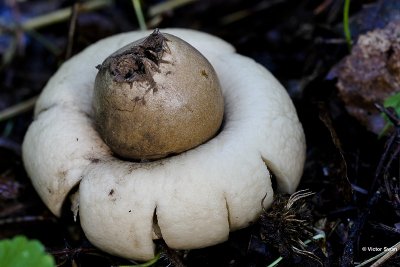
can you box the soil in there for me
[1,0,400,266]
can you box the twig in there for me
[340,190,381,266]
[355,249,386,267]
[0,96,38,122]
[25,30,62,56]
[370,222,400,235]
[148,0,196,17]
[356,241,400,267]
[65,3,80,59]
[370,241,400,267]
[370,105,400,193]
[13,0,111,32]
[0,215,52,225]
[370,128,396,192]
[318,102,353,201]
[314,0,333,15]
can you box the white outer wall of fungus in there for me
[22,29,306,261]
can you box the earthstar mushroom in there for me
[93,30,224,159]
[22,29,306,261]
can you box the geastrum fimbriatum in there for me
[22,29,306,261]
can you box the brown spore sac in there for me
[93,30,224,160]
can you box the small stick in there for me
[370,241,400,267]
[65,3,80,59]
[0,96,38,122]
[148,0,196,17]
[0,215,50,225]
[15,0,111,32]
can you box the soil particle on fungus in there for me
[108,189,114,196]
[108,189,118,202]
[58,169,68,179]
[201,70,209,78]
[89,158,100,164]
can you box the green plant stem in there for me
[132,0,147,31]
[266,257,283,267]
[343,0,352,49]
[119,252,160,267]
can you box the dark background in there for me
[1,0,400,266]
